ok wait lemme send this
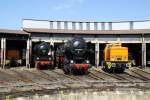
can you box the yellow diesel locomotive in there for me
[103,43,130,73]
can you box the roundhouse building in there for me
[1,19,150,68]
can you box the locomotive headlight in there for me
[86,60,89,64]
[70,60,74,63]
[37,57,39,60]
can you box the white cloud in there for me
[53,0,85,10]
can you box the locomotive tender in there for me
[33,42,54,69]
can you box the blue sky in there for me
[0,0,150,29]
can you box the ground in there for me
[0,67,150,98]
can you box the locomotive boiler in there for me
[62,37,91,74]
[33,41,54,69]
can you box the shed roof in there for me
[23,28,150,35]
[0,28,29,35]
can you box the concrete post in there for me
[3,38,6,69]
[0,38,6,69]
[142,43,146,67]
[79,22,83,30]
[72,22,76,30]
[29,39,32,68]
[57,21,61,29]
[64,21,68,29]
[50,21,53,29]
[26,39,30,68]
[108,22,112,30]
[1,38,3,68]
[86,22,90,30]
[101,22,105,30]
[95,42,99,67]
[130,21,133,30]
[94,22,98,30]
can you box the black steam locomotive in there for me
[62,36,92,74]
[33,41,54,69]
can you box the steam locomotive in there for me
[33,42,54,69]
[62,36,92,74]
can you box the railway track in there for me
[121,71,143,82]
[21,70,69,89]
[90,68,150,82]
[24,70,79,89]
[112,73,132,82]
[52,69,104,82]
[0,69,30,92]
[0,69,35,92]
[51,69,82,81]
[94,69,127,81]
[10,70,34,83]
[50,70,93,88]
[0,67,150,94]
[88,71,105,81]
[24,70,58,82]
[0,69,34,84]
[0,69,51,90]
[130,68,150,81]
[134,67,150,75]
[88,70,116,81]
[0,79,18,92]
[39,70,59,81]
